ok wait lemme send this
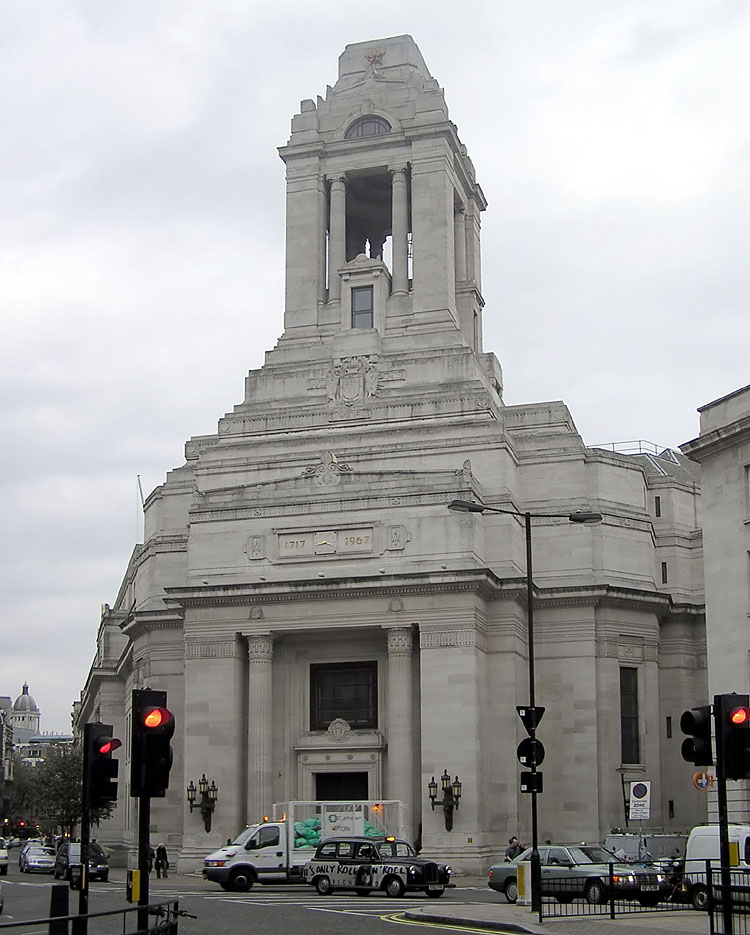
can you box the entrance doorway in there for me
[315,771,368,800]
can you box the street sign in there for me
[520,771,543,793]
[517,737,545,768]
[628,780,651,820]
[692,771,714,791]
[517,706,545,733]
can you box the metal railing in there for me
[0,899,186,934]
[539,860,691,920]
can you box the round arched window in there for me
[344,115,392,140]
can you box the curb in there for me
[402,910,539,933]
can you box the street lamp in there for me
[427,769,463,831]
[186,774,219,833]
[447,498,602,911]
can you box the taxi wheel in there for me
[354,888,372,896]
[315,875,334,896]
[385,876,406,898]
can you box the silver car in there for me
[488,844,668,906]
[20,845,56,874]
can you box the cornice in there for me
[121,609,185,640]
[681,413,750,462]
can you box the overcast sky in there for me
[1,1,748,733]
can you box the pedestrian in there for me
[148,846,155,874]
[504,835,523,861]
[155,842,169,879]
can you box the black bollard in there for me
[49,884,69,935]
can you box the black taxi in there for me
[303,836,453,897]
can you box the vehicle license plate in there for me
[428,885,443,891]
[641,885,658,892]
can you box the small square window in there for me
[351,286,373,329]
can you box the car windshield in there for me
[376,840,415,858]
[569,846,614,864]
[29,846,54,856]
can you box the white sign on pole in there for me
[628,780,651,820]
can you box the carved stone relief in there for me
[326,356,381,408]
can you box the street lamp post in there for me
[447,498,602,912]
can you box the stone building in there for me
[77,35,707,873]
[682,384,750,821]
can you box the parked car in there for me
[53,842,109,882]
[304,836,453,897]
[20,845,56,874]
[488,844,669,906]
[0,838,8,876]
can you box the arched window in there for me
[344,115,391,140]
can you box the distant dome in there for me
[13,683,40,714]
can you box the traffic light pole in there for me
[524,512,542,914]
[137,794,151,934]
[714,696,733,935]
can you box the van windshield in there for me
[232,826,259,847]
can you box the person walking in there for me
[155,842,169,879]
[504,836,523,861]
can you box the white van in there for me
[683,824,750,910]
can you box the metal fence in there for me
[707,865,750,935]
[539,860,692,920]
[0,899,183,934]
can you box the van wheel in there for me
[228,868,254,892]
[692,885,708,911]
[385,876,406,898]
[315,875,334,895]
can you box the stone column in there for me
[386,626,414,838]
[328,178,346,301]
[318,184,328,304]
[454,206,467,282]
[247,635,274,820]
[391,167,409,294]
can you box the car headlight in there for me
[612,874,635,884]
[408,865,418,876]
[204,859,227,868]
[445,865,452,875]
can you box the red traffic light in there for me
[98,738,122,755]
[730,707,750,726]
[143,707,173,729]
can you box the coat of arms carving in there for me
[326,356,381,407]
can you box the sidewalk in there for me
[407,876,710,935]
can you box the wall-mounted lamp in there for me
[428,769,462,831]
[186,773,219,833]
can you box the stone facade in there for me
[76,36,708,873]
[681,383,750,821]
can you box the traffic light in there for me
[83,722,121,810]
[680,704,713,766]
[131,689,175,797]
[717,693,750,780]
